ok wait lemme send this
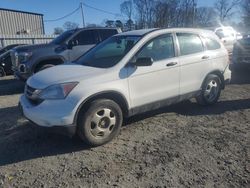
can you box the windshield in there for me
[75,35,141,68]
[50,30,76,45]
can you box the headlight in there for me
[18,52,33,63]
[38,82,78,100]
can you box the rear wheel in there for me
[196,74,222,105]
[0,67,6,77]
[77,99,123,146]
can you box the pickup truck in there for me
[11,27,121,81]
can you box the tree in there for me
[214,0,241,23]
[115,20,124,30]
[241,0,250,29]
[195,7,217,27]
[133,0,156,29]
[120,0,133,30]
[63,21,79,30]
[105,20,115,27]
[53,27,64,35]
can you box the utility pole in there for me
[80,2,85,28]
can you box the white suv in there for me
[20,28,231,146]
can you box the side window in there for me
[136,34,175,62]
[73,30,98,45]
[205,38,221,50]
[99,29,117,41]
[177,33,204,56]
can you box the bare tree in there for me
[121,0,133,30]
[133,0,156,29]
[214,0,241,22]
[53,27,64,35]
[195,7,217,27]
[241,0,250,29]
[63,21,79,30]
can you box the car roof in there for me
[117,28,216,37]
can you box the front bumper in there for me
[19,95,77,134]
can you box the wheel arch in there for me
[202,70,225,89]
[33,56,65,73]
[74,91,130,125]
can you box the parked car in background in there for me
[11,27,121,81]
[214,26,242,55]
[0,44,25,77]
[232,36,250,71]
[20,28,231,146]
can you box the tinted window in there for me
[99,29,117,41]
[205,38,221,50]
[50,30,76,45]
[74,30,98,45]
[136,34,175,62]
[177,33,204,56]
[75,35,141,68]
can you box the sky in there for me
[0,0,217,34]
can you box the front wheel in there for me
[38,64,55,72]
[196,74,222,105]
[77,99,123,146]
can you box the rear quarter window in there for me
[205,38,221,50]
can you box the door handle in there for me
[166,62,177,67]
[202,55,210,60]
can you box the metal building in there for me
[0,8,45,35]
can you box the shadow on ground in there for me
[1,96,250,166]
[0,77,25,96]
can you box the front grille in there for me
[25,84,44,105]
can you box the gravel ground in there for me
[0,70,249,188]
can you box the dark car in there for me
[232,36,250,71]
[0,44,25,77]
[11,27,121,81]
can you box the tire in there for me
[38,64,55,72]
[77,99,123,146]
[0,67,6,77]
[196,74,222,106]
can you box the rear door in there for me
[176,33,210,95]
[69,30,99,61]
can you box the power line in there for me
[44,6,80,22]
[82,2,124,18]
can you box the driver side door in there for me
[69,30,99,61]
[128,33,180,111]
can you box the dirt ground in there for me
[0,70,249,188]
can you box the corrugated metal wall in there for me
[0,9,44,35]
[0,34,56,48]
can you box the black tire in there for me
[77,99,123,146]
[0,67,6,77]
[38,64,55,72]
[196,74,222,106]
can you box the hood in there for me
[27,64,106,89]
[14,43,54,52]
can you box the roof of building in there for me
[0,8,43,16]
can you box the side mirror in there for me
[134,57,153,67]
[67,40,73,49]
[67,40,78,49]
